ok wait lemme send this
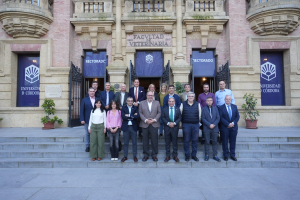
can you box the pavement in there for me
[1,168,300,200]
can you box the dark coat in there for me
[100,90,115,107]
[128,86,145,102]
[114,91,129,107]
[162,106,182,132]
[80,97,99,124]
[201,105,220,132]
[121,105,139,132]
[218,104,240,132]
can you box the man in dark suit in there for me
[100,82,115,111]
[85,81,101,98]
[139,91,161,162]
[80,87,99,152]
[163,85,181,108]
[201,97,221,162]
[162,97,182,162]
[115,83,128,109]
[121,97,139,162]
[129,79,145,137]
[219,95,240,161]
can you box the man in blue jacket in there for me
[121,97,139,162]
[100,82,115,111]
[201,97,220,162]
[80,87,99,152]
[219,95,240,161]
[163,85,181,108]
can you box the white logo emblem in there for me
[261,62,276,81]
[25,65,39,84]
[145,54,153,64]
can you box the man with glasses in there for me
[85,81,101,98]
[180,92,201,162]
[100,82,115,111]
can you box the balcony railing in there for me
[192,1,216,12]
[184,0,226,18]
[83,2,105,13]
[73,0,113,16]
[1,0,52,13]
[131,0,166,12]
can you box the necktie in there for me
[209,107,212,118]
[170,107,174,122]
[227,105,232,120]
[135,87,138,102]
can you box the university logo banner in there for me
[84,51,107,78]
[135,51,163,77]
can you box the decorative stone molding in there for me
[70,0,115,51]
[124,24,174,34]
[0,0,53,38]
[246,0,300,36]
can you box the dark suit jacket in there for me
[201,105,220,132]
[129,86,145,102]
[162,106,181,132]
[139,100,161,128]
[163,94,181,108]
[121,105,139,132]
[114,91,128,107]
[100,90,115,106]
[80,97,99,124]
[219,104,240,132]
[85,90,101,98]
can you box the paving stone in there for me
[28,188,93,200]
[0,188,41,200]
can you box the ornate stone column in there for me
[172,0,191,84]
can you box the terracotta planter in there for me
[42,122,55,130]
[245,119,258,129]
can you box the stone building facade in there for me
[0,0,299,127]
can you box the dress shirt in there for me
[120,92,125,106]
[225,104,234,124]
[167,106,176,125]
[215,89,235,106]
[127,105,132,125]
[106,110,122,129]
[89,97,95,107]
[88,109,106,129]
[198,92,217,108]
[106,91,109,106]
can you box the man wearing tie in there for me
[100,82,115,111]
[115,83,128,109]
[139,91,161,162]
[219,95,240,161]
[162,97,182,162]
[201,97,221,162]
[80,88,99,152]
[121,97,139,162]
[129,79,145,137]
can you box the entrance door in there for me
[139,78,160,92]
[194,77,215,99]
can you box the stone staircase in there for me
[0,127,300,168]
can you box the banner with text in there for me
[84,51,107,77]
[17,55,40,107]
[191,50,216,77]
[260,52,285,106]
[127,34,171,47]
[135,51,163,77]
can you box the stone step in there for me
[1,142,300,150]
[1,136,300,143]
[0,149,300,159]
[0,157,299,168]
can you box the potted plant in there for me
[175,82,184,94]
[241,93,259,129]
[41,99,63,130]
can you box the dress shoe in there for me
[192,156,199,162]
[201,140,205,145]
[85,147,90,152]
[97,158,101,161]
[164,156,170,162]
[224,157,228,161]
[231,157,237,161]
[185,156,190,162]
[91,158,96,161]
[121,157,127,162]
[173,156,180,162]
[142,156,148,162]
[134,157,138,162]
[204,155,209,161]
[213,156,221,162]
[159,133,163,137]
[152,156,158,162]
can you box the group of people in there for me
[80,79,240,163]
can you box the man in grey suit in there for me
[201,97,221,162]
[139,91,161,162]
[162,97,182,162]
[114,83,128,109]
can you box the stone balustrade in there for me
[0,0,53,38]
[73,0,114,18]
[246,0,300,35]
[184,0,226,18]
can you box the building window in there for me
[17,55,40,107]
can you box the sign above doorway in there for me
[127,34,171,47]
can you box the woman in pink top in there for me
[106,100,122,161]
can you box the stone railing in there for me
[0,0,53,38]
[185,0,226,17]
[130,0,168,12]
[246,0,300,35]
[73,0,114,18]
